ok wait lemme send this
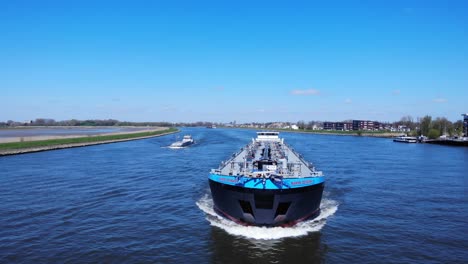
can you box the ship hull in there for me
[180,141,193,147]
[393,139,417,143]
[209,179,324,226]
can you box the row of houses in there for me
[323,120,381,131]
[235,120,413,132]
[238,122,301,129]
[323,120,411,132]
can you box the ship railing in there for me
[284,142,316,169]
[280,170,323,177]
[285,142,302,158]
[227,145,252,162]
[221,150,243,166]
[241,167,323,178]
[310,171,323,176]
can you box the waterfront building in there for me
[336,122,353,131]
[352,120,381,131]
[323,122,352,131]
[397,125,411,132]
[323,122,335,130]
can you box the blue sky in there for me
[1,0,467,123]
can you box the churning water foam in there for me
[196,193,338,240]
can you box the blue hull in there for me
[209,179,324,226]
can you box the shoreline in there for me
[283,130,401,138]
[0,127,178,156]
[223,127,402,138]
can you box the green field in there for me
[0,128,178,150]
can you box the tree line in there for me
[394,115,464,138]
[1,116,464,139]
[290,115,464,139]
[0,118,219,128]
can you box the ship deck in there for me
[215,133,321,178]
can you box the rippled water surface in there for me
[0,128,467,263]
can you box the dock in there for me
[424,139,468,147]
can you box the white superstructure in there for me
[169,135,194,148]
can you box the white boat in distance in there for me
[393,135,417,143]
[169,135,194,148]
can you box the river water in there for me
[0,128,466,263]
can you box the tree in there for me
[297,120,305,130]
[427,128,440,139]
[419,115,432,136]
[409,130,419,137]
[34,118,46,125]
[432,117,452,136]
[399,115,416,130]
[453,120,463,136]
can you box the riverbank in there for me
[289,130,401,138]
[0,126,161,142]
[0,127,178,156]
[227,127,402,138]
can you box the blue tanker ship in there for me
[209,132,325,227]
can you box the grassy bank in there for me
[0,127,178,150]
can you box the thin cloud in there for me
[392,89,401,95]
[161,105,178,112]
[290,89,320,96]
[433,98,448,103]
[344,98,352,104]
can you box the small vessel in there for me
[169,135,194,148]
[393,135,417,143]
[209,132,325,227]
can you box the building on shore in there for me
[323,122,333,130]
[323,122,352,131]
[352,120,382,131]
[324,120,381,131]
[463,113,468,137]
[390,125,411,133]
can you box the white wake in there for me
[196,193,338,240]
